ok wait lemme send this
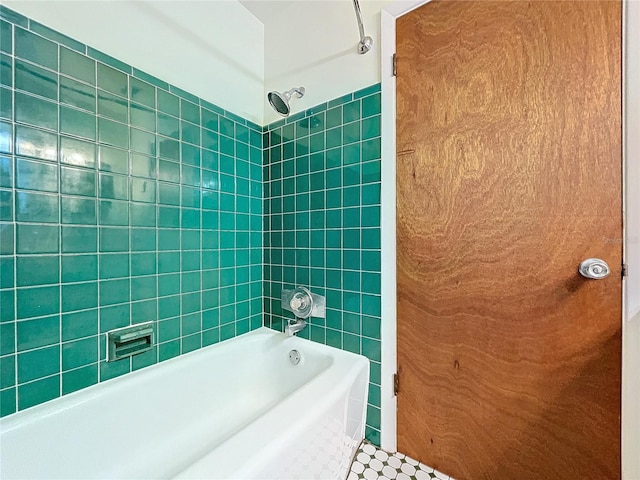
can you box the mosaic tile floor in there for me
[348,442,454,480]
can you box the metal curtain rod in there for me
[352,0,373,54]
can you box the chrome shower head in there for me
[267,87,305,117]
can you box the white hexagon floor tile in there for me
[347,442,455,480]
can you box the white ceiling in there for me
[239,1,296,24]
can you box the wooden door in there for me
[396,1,622,479]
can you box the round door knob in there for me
[579,258,611,279]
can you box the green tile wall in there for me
[0,6,264,417]
[262,84,382,444]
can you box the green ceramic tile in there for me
[158,138,179,162]
[0,19,11,54]
[130,203,155,227]
[181,143,200,167]
[61,166,96,197]
[0,87,11,120]
[17,344,60,383]
[0,54,11,89]
[15,91,58,131]
[157,206,179,228]
[99,172,128,201]
[16,285,59,319]
[0,190,14,222]
[62,337,98,370]
[18,374,59,409]
[16,255,59,287]
[130,177,156,203]
[158,182,179,206]
[14,59,58,101]
[15,27,57,70]
[0,355,15,389]
[16,315,59,351]
[14,125,57,161]
[157,89,179,117]
[362,138,381,162]
[362,93,381,118]
[60,76,96,113]
[98,145,128,174]
[132,346,156,371]
[181,122,200,149]
[131,276,156,301]
[158,113,179,140]
[15,224,56,254]
[62,364,97,394]
[61,106,96,140]
[99,253,129,279]
[130,77,155,108]
[361,159,380,184]
[0,387,16,416]
[130,127,155,155]
[0,123,10,156]
[0,256,12,288]
[62,226,97,253]
[158,159,180,183]
[202,109,218,132]
[62,255,97,283]
[60,47,96,85]
[97,63,127,98]
[98,90,128,123]
[15,158,57,193]
[0,320,15,353]
[130,153,155,179]
[99,199,128,226]
[99,278,129,306]
[0,222,13,254]
[158,251,180,274]
[97,117,128,149]
[99,358,129,381]
[181,100,199,125]
[99,227,128,253]
[130,102,156,133]
[362,115,380,140]
[158,339,180,362]
[99,304,129,333]
[158,317,179,343]
[60,136,95,168]
[131,228,155,251]
[15,191,58,223]
[62,282,98,312]
[61,196,96,225]
[61,309,98,341]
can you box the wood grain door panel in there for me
[396,1,622,479]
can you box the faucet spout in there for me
[285,318,307,337]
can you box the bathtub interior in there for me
[0,328,368,480]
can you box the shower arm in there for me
[352,0,373,54]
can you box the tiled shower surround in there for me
[0,6,382,446]
[263,85,382,443]
[0,8,264,415]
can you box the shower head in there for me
[267,87,305,117]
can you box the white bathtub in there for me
[0,327,369,480]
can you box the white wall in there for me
[623,1,640,477]
[5,0,265,124]
[260,0,391,124]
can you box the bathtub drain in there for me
[288,350,301,365]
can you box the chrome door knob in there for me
[579,258,611,279]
